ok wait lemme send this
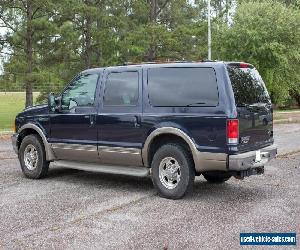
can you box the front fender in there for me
[18,123,55,161]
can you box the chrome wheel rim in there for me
[24,144,39,170]
[159,157,181,189]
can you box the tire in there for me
[202,172,231,184]
[19,134,49,179]
[151,143,195,199]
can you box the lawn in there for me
[0,92,39,132]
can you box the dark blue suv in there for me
[11,61,277,199]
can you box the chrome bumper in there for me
[228,144,277,171]
[11,133,19,154]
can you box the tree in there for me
[214,0,300,105]
[120,0,209,62]
[0,0,55,107]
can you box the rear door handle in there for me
[84,114,95,126]
[90,114,96,126]
[133,115,141,128]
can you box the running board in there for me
[52,160,150,177]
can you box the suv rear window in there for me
[227,66,271,106]
[148,67,218,107]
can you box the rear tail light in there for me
[227,119,239,144]
[239,63,250,68]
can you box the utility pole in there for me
[207,0,211,60]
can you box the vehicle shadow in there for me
[188,177,271,203]
[47,166,154,192]
[46,167,272,203]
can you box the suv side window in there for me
[61,73,99,110]
[103,71,139,106]
[148,67,218,107]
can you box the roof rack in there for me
[200,59,217,62]
[122,59,219,66]
[123,60,200,66]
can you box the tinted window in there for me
[104,71,139,106]
[61,73,99,110]
[148,67,218,107]
[227,67,271,106]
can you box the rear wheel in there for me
[151,143,195,199]
[19,134,49,179]
[203,172,231,184]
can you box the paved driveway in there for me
[0,124,299,249]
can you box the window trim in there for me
[103,70,140,107]
[147,67,219,108]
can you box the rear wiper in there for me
[186,102,207,107]
[249,102,269,107]
[238,103,270,111]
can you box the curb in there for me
[274,119,300,124]
[274,111,300,114]
[0,132,13,141]
[277,149,300,158]
[0,131,13,136]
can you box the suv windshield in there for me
[227,66,271,106]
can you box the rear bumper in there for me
[11,133,19,154]
[228,144,277,171]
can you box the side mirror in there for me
[48,93,56,112]
[48,93,61,112]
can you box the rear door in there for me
[227,64,273,152]
[97,67,144,166]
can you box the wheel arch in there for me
[142,127,198,167]
[18,123,55,161]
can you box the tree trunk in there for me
[95,19,102,66]
[290,88,300,106]
[225,0,230,23]
[83,17,92,69]
[150,0,157,22]
[83,0,92,69]
[145,0,157,61]
[25,0,33,107]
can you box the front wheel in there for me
[151,143,195,199]
[19,134,49,179]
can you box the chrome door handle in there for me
[133,116,141,128]
[84,115,95,126]
[90,115,96,126]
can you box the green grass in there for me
[0,92,39,132]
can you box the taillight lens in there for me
[239,63,250,68]
[227,119,239,144]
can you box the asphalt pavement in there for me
[0,124,299,249]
